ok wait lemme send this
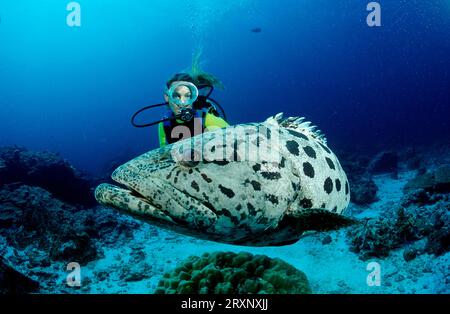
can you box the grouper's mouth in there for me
[128,187,152,204]
[123,179,220,217]
[95,171,221,230]
[94,182,176,224]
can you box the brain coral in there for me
[155,251,311,294]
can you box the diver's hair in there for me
[166,73,196,88]
[166,49,224,90]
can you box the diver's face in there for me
[165,83,193,115]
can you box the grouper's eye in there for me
[176,148,201,168]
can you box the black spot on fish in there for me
[299,198,313,208]
[324,177,333,194]
[213,160,229,166]
[280,157,286,168]
[332,206,338,213]
[201,173,212,183]
[202,192,210,202]
[267,194,279,205]
[321,203,326,208]
[252,163,261,172]
[265,128,272,140]
[235,204,242,211]
[345,181,349,195]
[325,157,335,170]
[230,215,240,225]
[250,180,261,191]
[204,201,215,211]
[261,172,281,180]
[188,169,193,174]
[252,136,263,147]
[286,140,300,156]
[221,208,232,217]
[174,177,178,184]
[211,146,216,152]
[232,139,239,162]
[191,181,199,192]
[303,162,315,178]
[287,129,309,140]
[219,184,235,198]
[245,128,257,135]
[319,142,331,154]
[303,146,317,159]
[291,182,299,191]
[247,203,257,216]
[335,179,341,191]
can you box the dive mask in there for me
[166,81,199,107]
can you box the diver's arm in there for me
[158,122,167,147]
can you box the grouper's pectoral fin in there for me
[283,208,358,232]
[231,209,358,247]
[94,183,174,223]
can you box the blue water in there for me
[0,0,449,175]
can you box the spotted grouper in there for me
[95,113,353,246]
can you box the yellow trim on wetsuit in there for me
[204,111,229,131]
[158,110,229,147]
[158,121,167,147]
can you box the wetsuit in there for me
[158,103,229,147]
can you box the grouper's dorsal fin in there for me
[264,112,328,145]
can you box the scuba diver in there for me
[131,72,229,147]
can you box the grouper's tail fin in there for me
[264,112,328,145]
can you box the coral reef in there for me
[0,146,148,293]
[367,151,399,175]
[0,184,139,266]
[155,251,311,294]
[0,182,141,293]
[337,151,379,205]
[404,165,450,194]
[399,147,423,170]
[0,256,39,294]
[350,177,378,205]
[347,188,449,260]
[337,151,370,179]
[1,145,449,294]
[0,146,95,206]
